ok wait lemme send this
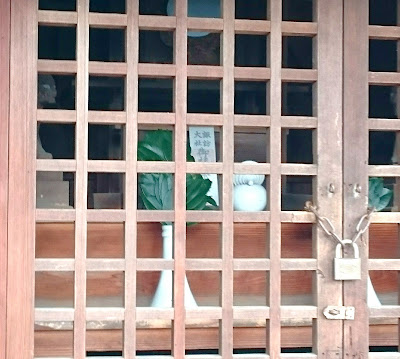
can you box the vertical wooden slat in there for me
[0,0,10,358]
[124,0,139,357]
[174,0,188,357]
[75,0,89,357]
[7,0,36,357]
[314,0,343,356]
[268,0,282,356]
[221,0,235,356]
[343,0,369,356]
[220,0,235,358]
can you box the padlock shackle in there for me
[335,242,360,259]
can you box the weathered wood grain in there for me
[0,0,10,357]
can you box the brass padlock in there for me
[334,242,361,280]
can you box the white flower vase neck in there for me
[151,224,197,308]
[368,275,381,307]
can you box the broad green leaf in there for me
[368,177,393,211]
[138,129,218,223]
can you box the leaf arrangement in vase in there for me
[137,130,217,224]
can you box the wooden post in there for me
[0,0,10,358]
[7,0,36,357]
[314,0,343,355]
[343,0,369,356]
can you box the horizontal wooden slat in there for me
[281,116,317,129]
[280,305,317,319]
[36,209,76,222]
[368,354,400,359]
[233,355,269,359]
[369,119,400,131]
[234,19,270,34]
[234,67,270,81]
[233,211,271,222]
[136,259,174,271]
[369,25,400,39]
[187,65,224,79]
[186,259,223,271]
[369,259,400,271]
[368,165,400,176]
[86,308,125,321]
[36,159,77,172]
[280,212,315,223]
[233,306,269,320]
[187,18,224,33]
[138,112,175,125]
[186,162,223,174]
[137,210,175,223]
[137,161,175,173]
[138,15,177,30]
[234,115,271,127]
[138,63,176,77]
[38,59,77,74]
[89,61,127,76]
[233,259,270,271]
[369,306,400,318]
[371,212,400,223]
[186,307,223,320]
[38,10,78,25]
[187,114,224,126]
[234,162,270,174]
[37,109,77,123]
[369,72,400,85]
[281,68,317,82]
[88,13,127,28]
[87,160,126,173]
[35,308,74,322]
[86,210,126,222]
[186,211,223,223]
[281,21,317,36]
[280,259,317,271]
[35,259,127,272]
[281,163,317,176]
[280,355,317,359]
[88,111,126,124]
[35,259,74,272]
[86,259,125,271]
[136,307,174,320]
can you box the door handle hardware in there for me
[323,306,355,320]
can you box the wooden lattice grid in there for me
[33,0,350,357]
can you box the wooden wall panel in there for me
[7,0,36,357]
[0,0,10,358]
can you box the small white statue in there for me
[37,74,57,159]
[233,160,267,211]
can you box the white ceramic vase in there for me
[368,275,381,307]
[151,224,197,307]
[233,161,267,211]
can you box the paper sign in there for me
[189,126,219,206]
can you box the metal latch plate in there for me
[323,306,355,320]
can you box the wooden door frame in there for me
[343,0,369,356]
[0,0,10,358]
[6,0,37,357]
[3,0,377,357]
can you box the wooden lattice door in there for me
[4,0,369,358]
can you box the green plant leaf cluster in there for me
[138,130,217,224]
[368,177,393,211]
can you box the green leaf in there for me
[368,177,393,211]
[137,129,218,224]
[138,130,173,161]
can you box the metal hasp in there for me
[334,240,361,280]
[323,306,355,320]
